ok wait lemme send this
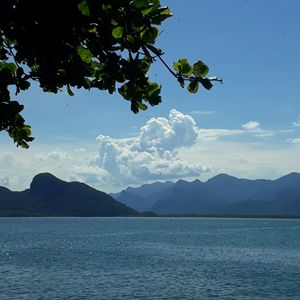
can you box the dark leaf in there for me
[78,0,90,16]
[193,60,209,78]
[200,78,213,90]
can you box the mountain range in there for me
[1,172,300,217]
[0,173,139,217]
[112,173,300,216]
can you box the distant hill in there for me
[111,181,174,212]
[113,173,300,216]
[0,173,139,217]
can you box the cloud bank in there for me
[1,109,298,192]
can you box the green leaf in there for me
[110,19,118,26]
[102,4,112,10]
[193,60,209,78]
[0,62,17,73]
[140,58,151,74]
[145,82,162,106]
[141,27,159,44]
[112,26,124,39]
[151,7,173,24]
[78,0,90,16]
[131,102,139,114]
[147,82,160,97]
[67,84,74,96]
[16,67,24,77]
[146,44,162,56]
[19,80,30,90]
[200,78,213,90]
[22,125,32,136]
[180,60,192,75]
[173,58,193,76]
[142,6,155,16]
[157,7,172,16]
[84,78,91,89]
[76,46,93,63]
[20,141,29,149]
[8,101,24,114]
[187,78,199,93]
[137,101,148,110]
[133,0,150,8]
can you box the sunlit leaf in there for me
[0,62,17,73]
[112,26,124,39]
[137,101,148,110]
[76,46,93,63]
[173,58,193,76]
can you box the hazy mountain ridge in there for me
[114,173,300,216]
[0,173,139,217]
[111,181,175,212]
[1,172,300,217]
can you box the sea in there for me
[0,217,299,300]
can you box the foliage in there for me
[0,0,221,148]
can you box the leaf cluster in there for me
[0,0,220,148]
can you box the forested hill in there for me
[113,173,300,216]
[0,173,139,217]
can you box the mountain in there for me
[0,173,139,217]
[111,181,174,212]
[114,173,300,216]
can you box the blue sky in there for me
[1,0,300,191]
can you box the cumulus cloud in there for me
[94,112,276,186]
[96,109,211,186]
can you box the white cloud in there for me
[279,129,295,133]
[96,109,211,186]
[179,140,300,182]
[0,147,107,191]
[242,121,261,131]
[242,121,274,138]
[198,128,244,141]
[287,138,300,145]
[1,109,298,193]
[35,150,72,161]
[190,110,215,115]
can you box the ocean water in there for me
[0,218,299,300]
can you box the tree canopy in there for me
[0,0,221,148]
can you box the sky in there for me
[1,0,300,192]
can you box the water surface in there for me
[1,217,299,299]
